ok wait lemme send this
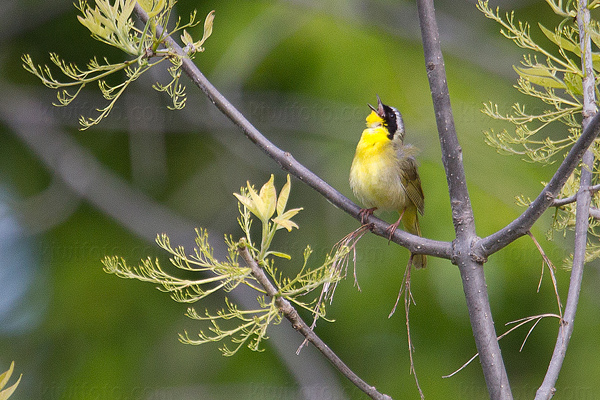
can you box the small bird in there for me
[349,95,426,268]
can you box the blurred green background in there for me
[1,0,599,399]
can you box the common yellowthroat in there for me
[349,95,426,269]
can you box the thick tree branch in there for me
[535,2,596,397]
[238,241,392,400]
[133,4,453,260]
[416,0,512,398]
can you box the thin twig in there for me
[237,240,392,400]
[442,352,479,379]
[518,317,543,352]
[337,224,373,294]
[551,183,600,207]
[388,258,425,399]
[297,224,370,353]
[443,314,561,379]
[505,314,560,354]
[527,231,562,317]
[388,256,413,319]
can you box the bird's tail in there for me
[401,206,427,269]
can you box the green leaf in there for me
[514,65,566,89]
[272,207,303,231]
[266,251,291,260]
[276,174,291,216]
[0,362,13,390]
[272,217,298,231]
[202,10,215,42]
[564,72,583,95]
[592,53,600,72]
[246,182,269,222]
[235,176,279,224]
[0,362,21,400]
[258,175,277,222]
[589,21,600,48]
[233,192,257,216]
[138,0,166,17]
[118,0,136,28]
[538,23,579,55]
[193,10,215,51]
[181,29,193,46]
[0,377,22,400]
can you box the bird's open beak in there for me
[368,94,385,117]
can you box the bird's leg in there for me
[386,207,406,242]
[358,207,377,224]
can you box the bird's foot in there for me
[358,207,377,224]
[386,208,406,243]
[386,220,401,242]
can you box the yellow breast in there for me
[349,127,407,211]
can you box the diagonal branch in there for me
[477,111,600,257]
[416,0,512,398]
[132,4,453,261]
[238,241,392,400]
